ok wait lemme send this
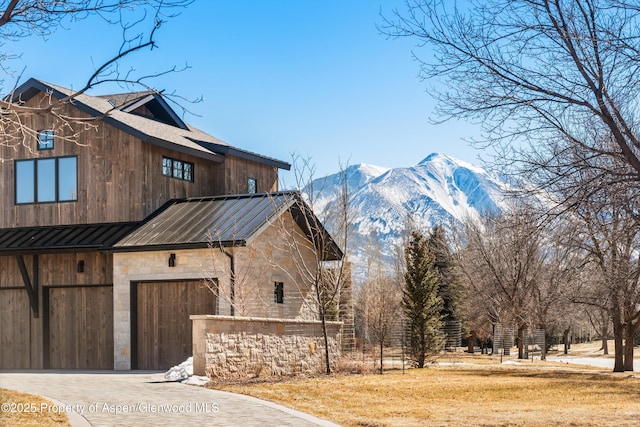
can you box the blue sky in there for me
[12,0,486,181]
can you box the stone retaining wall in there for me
[191,315,343,379]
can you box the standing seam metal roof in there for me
[113,192,342,260]
[114,193,293,249]
[0,223,140,254]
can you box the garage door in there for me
[46,285,114,369]
[135,280,216,370]
[0,289,33,369]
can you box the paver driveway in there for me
[0,371,340,427]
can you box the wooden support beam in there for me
[16,255,39,318]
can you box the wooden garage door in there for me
[135,281,215,370]
[0,289,34,369]
[46,285,114,369]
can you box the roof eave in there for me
[110,240,246,253]
[191,139,291,170]
[9,79,224,163]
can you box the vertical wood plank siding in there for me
[0,93,279,228]
[47,285,114,369]
[0,252,113,369]
[135,281,216,370]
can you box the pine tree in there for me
[428,225,463,324]
[403,231,444,368]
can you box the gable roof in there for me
[9,78,290,170]
[113,192,343,261]
[99,91,188,130]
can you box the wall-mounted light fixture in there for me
[77,260,85,273]
[168,253,176,267]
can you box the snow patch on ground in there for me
[163,357,209,386]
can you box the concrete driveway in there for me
[0,371,341,427]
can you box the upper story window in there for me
[162,157,194,182]
[37,130,54,150]
[248,177,257,194]
[15,156,77,204]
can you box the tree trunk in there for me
[517,325,526,359]
[319,304,332,375]
[563,327,570,355]
[379,339,384,374]
[623,321,637,372]
[612,308,625,372]
[601,321,609,355]
[467,331,476,354]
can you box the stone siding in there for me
[191,315,342,379]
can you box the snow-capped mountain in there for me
[307,153,510,281]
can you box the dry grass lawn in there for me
[0,388,69,426]
[217,361,640,427]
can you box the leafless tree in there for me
[358,266,402,374]
[202,230,267,317]
[530,221,585,359]
[382,0,640,179]
[270,154,352,375]
[563,167,640,371]
[585,303,611,355]
[457,201,576,359]
[1,1,192,150]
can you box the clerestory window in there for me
[162,156,194,182]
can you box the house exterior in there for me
[0,78,341,370]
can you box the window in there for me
[248,177,257,194]
[162,157,172,176]
[274,282,284,304]
[162,157,194,182]
[15,156,77,204]
[38,130,54,150]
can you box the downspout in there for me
[221,248,235,316]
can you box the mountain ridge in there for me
[307,153,509,280]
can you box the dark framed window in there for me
[248,177,257,194]
[162,157,194,182]
[38,130,54,150]
[15,156,77,204]
[274,282,284,304]
[162,157,172,176]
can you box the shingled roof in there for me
[9,78,290,170]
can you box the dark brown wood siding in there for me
[135,280,216,370]
[46,285,113,369]
[0,288,42,368]
[0,252,113,369]
[0,92,280,228]
[223,155,279,194]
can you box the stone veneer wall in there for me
[191,315,342,379]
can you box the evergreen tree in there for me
[403,231,444,368]
[428,225,463,324]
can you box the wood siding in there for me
[0,252,113,369]
[223,156,279,195]
[0,92,280,228]
[46,285,113,369]
[134,280,216,370]
[0,288,42,368]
